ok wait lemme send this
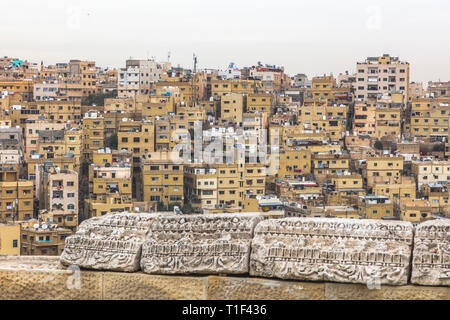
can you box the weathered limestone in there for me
[60,212,157,272]
[103,272,208,300]
[140,213,262,275]
[250,218,414,285]
[0,257,448,300]
[0,256,103,300]
[207,276,325,300]
[411,219,450,286]
[324,282,450,300]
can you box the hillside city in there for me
[0,54,449,256]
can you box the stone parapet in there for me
[60,212,157,272]
[0,257,448,300]
[411,219,450,286]
[56,213,449,289]
[141,213,262,275]
[250,218,414,285]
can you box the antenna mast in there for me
[191,53,198,107]
[193,53,197,73]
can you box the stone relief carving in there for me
[140,213,262,275]
[56,211,450,287]
[249,218,414,285]
[60,212,157,272]
[411,219,450,286]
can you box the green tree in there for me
[82,90,117,106]
[105,133,118,150]
[432,144,445,152]
[374,139,383,150]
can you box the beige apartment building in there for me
[39,169,78,226]
[141,152,184,207]
[218,93,244,125]
[355,54,409,101]
[408,97,450,141]
[363,156,404,189]
[24,120,67,160]
[412,160,450,189]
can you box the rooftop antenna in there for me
[193,53,198,73]
[167,51,171,62]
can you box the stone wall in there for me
[1,213,448,300]
[0,256,448,300]
[57,213,449,288]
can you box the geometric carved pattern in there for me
[60,213,157,272]
[140,213,262,275]
[411,219,450,286]
[250,218,414,285]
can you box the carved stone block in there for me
[250,218,414,285]
[140,213,262,275]
[411,219,450,286]
[60,212,157,272]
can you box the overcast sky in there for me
[1,0,449,82]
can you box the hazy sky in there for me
[1,0,449,82]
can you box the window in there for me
[12,240,18,248]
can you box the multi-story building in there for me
[375,101,401,140]
[327,173,365,206]
[33,82,59,101]
[372,176,416,202]
[0,180,34,223]
[358,195,394,219]
[246,93,273,115]
[184,165,218,210]
[427,81,450,99]
[38,168,78,229]
[363,156,404,189]
[218,93,244,125]
[312,153,350,183]
[276,149,311,179]
[118,59,167,98]
[82,111,104,161]
[20,220,72,256]
[420,183,449,215]
[84,196,133,218]
[355,54,410,101]
[88,155,132,203]
[276,180,322,205]
[298,105,348,142]
[397,199,432,223]
[412,160,450,189]
[30,99,82,123]
[246,64,286,92]
[408,97,450,142]
[210,79,261,97]
[118,119,154,162]
[23,120,67,160]
[0,126,23,157]
[353,103,376,136]
[37,127,83,167]
[0,223,20,255]
[141,153,184,207]
[0,80,34,101]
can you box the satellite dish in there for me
[41,224,48,230]
[33,223,39,229]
